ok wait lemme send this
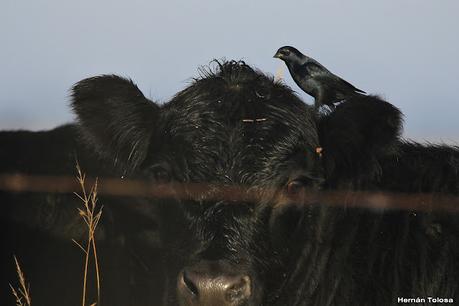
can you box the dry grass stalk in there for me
[10,256,32,306]
[274,64,284,81]
[73,164,103,306]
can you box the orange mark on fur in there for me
[315,147,323,158]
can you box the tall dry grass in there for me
[72,164,103,306]
[10,164,104,306]
[10,256,32,306]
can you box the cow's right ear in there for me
[317,95,403,185]
[71,75,160,170]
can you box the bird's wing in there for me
[303,62,330,77]
[306,62,366,94]
[337,76,366,94]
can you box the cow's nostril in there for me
[182,271,199,296]
[226,275,251,303]
[177,263,253,305]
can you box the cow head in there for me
[71,61,402,305]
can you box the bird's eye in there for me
[147,164,172,183]
[280,50,290,56]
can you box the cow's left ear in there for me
[318,95,403,184]
[71,75,160,170]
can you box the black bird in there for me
[274,46,366,108]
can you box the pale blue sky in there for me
[1,0,458,142]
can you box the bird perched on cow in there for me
[274,46,366,108]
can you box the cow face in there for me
[71,61,402,305]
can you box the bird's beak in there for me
[273,52,281,59]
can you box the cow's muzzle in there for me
[177,260,252,306]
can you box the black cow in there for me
[1,61,458,306]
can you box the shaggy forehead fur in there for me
[156,61,319,185]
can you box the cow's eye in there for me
[286,178,310,196]
[147,165,172,183]
[286,180,304,195]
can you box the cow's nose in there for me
[177,265,251,305]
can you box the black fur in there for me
[1,61,458,305]
[319,94,403,187]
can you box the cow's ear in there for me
[318,95,403,184]
[71,75,160,170]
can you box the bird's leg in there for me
[314,89,331,109]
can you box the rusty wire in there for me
[1,173,459,213]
